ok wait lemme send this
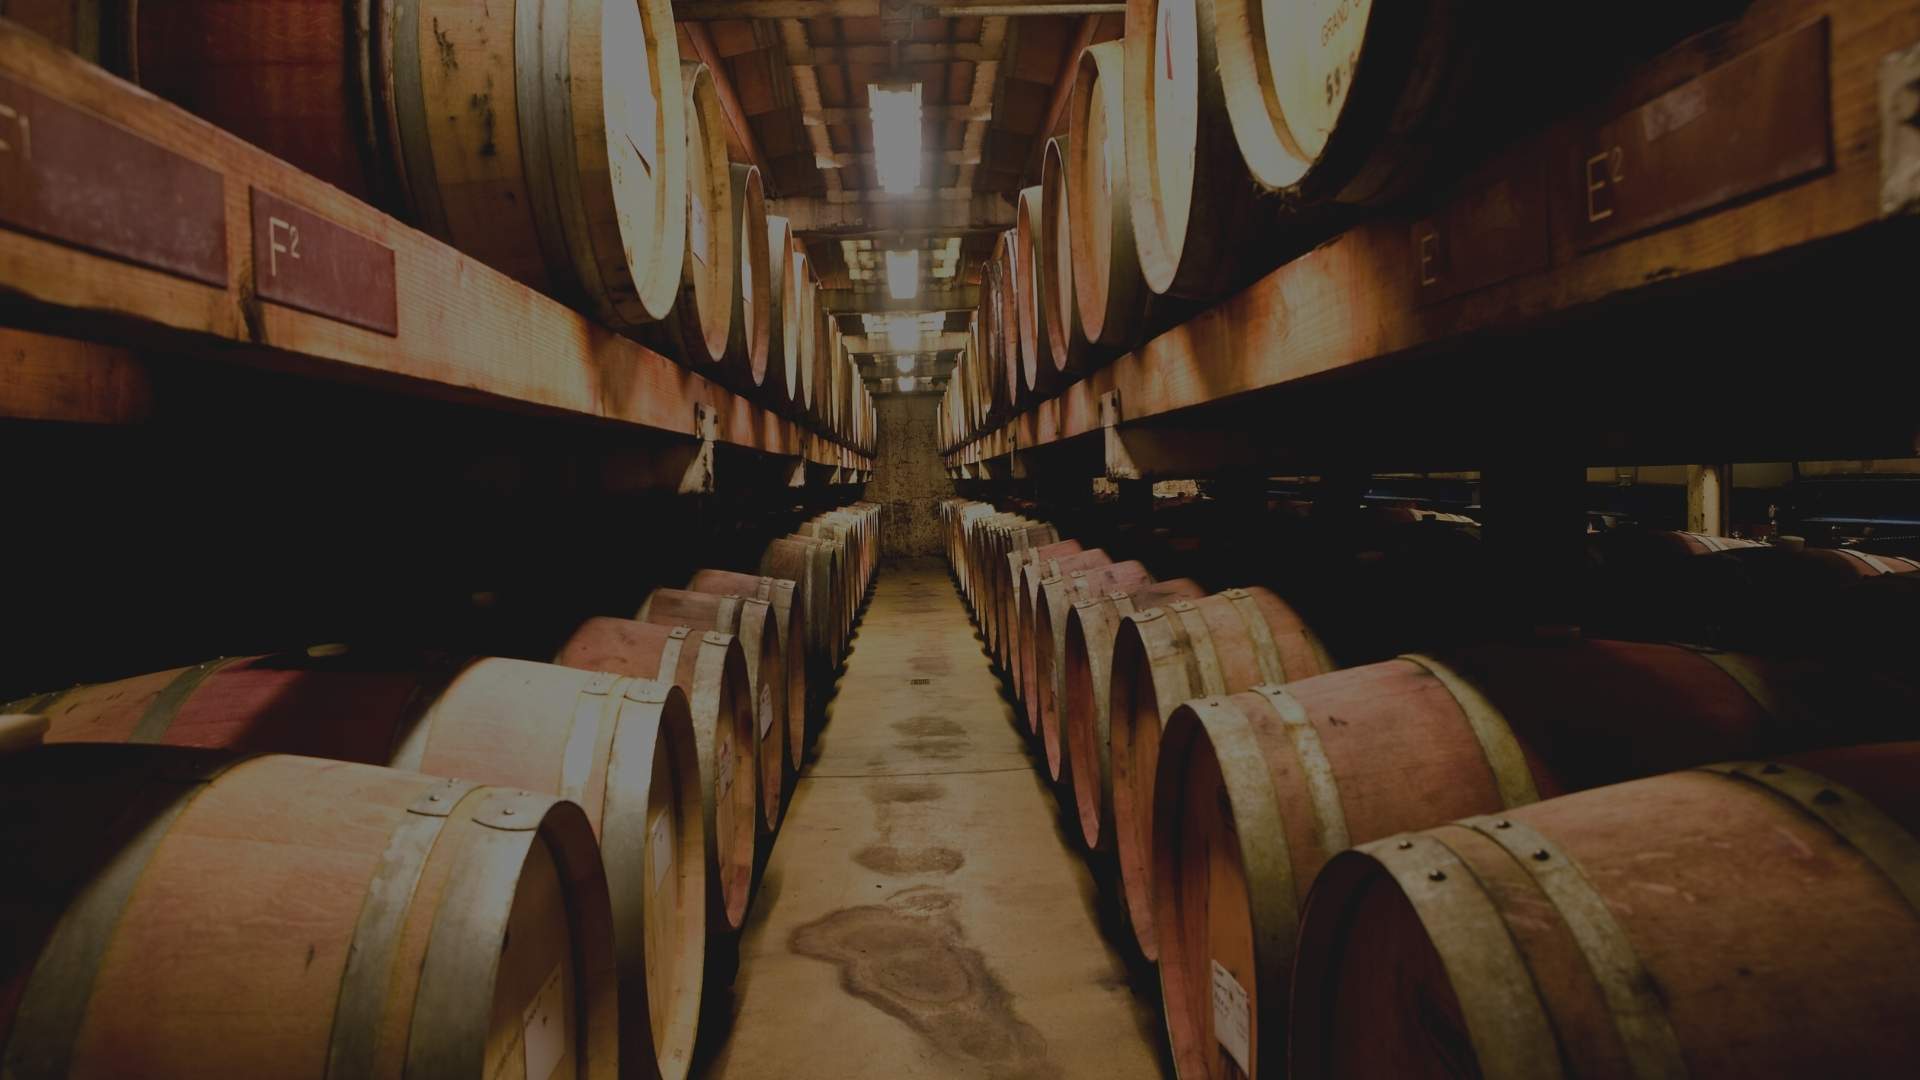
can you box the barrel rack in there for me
[944,1,1920,485]
[0,22,871,490]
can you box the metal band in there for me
[1696,534,1732,553]
[5,751,243,1080]
[1361,831,1565,1080]
[1400,654,1540,809]
[404,789,548,1078]
[1,690,65,718]
[1835,548,1894,574]
[1687,648,1811,744]
[325,778,482,1079]
[1701,761,1920,916]
[129,656,246,743]
[516,0,580,296]
[1459,815,1687,1080]
[1247,685,1349,855]
[1222,588,1288,686]
[390,0,449,237]
[1170,602,1228,698]
[657,627,690,685]
[559,674,622,805]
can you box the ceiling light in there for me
[898,375,918,393]
[869,84,923,194]
[886,249,919,300]
[895,354,916,374]
[886,314,919,352]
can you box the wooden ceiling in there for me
[674,1,1122,393]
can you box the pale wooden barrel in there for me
[1040,136,1099,377]
[0,745,620,1079]
[1067,42,1152,350]
[763,214,796,407]
[1014,184,1061,397]
[655,62,736,367]
[1018,547,1113,738]
[787,246,815,415]
[726,164,773,390]
[686,569,809,772]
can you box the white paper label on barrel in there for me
[690,192,710,265]
[522,963,567,1080]
[1211,959,1252,1074]
[649,811,673,892]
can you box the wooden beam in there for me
[820,286,980,312]
[682,23,769,182]
[842,331,972,353]
[816,149,981,169]
[772,192,1014,233]
[803,105,992,125]
[674,1,1120,18]
[790,43,994,65]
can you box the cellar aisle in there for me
[702,557,1166,1079]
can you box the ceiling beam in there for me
[816,149,980,169]
[803,105,992,125]
[789,43,993,65]
[674,1,1121,19]
[820,285,980,313]
[842,332,973,353]
[772,192,1014,234]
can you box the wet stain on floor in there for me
[791,887,1059,1079]
[894,716,967,738]
[855,844,968,875]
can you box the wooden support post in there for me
[1686,464,1732,536]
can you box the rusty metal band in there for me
[1247,685,1349,855]
[404,788,549,1078]
[1459,815,1687,1080]
[1701,761,1920,917]
[559,673,624,805]
[129,656,247,743]
[1361,830,1565,1079]
[390,0,449,237]
[1169,601,1228,699]
[1174,700,1298,1069]
[1400,654,1540,809]
[1221,588,1288,686]
[5,750,244,1080]
[325,777,482,1079]
[1687,648,1812,744]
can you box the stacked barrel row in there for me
[938,496,1920,1077]
[941,1,1746,448]
[0,502,882,1078]
[9,1,873,456]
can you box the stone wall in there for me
[869,394,954,556]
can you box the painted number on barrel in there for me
[1211,959,1252,1074]
[521,964,567,1080]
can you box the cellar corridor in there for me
[702,558,1165,1079]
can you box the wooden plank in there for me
[947,0,1916,470]
[0,326,151,424]
[0,24,868,470]
[789,43,995,65]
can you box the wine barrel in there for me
[725,165,773,391]
[121,0,687,327]
[1648,544,1920,653]
[1014,184,1061,397]
[1061,574,1205,847]
[1032,559,1158,770]
[797,518,857,646]
[789,249,816,416]
[555,618,758,932]
[638,588,787,831]
[654,62,736,367]
[763,214,796,406]
[988,229,1026,412]
[1019,548,1115,734]
[763,535,844,684]
[1124,0,1271,299]
[983,518,1059,670]
[1208,0,1475,203]
[1039,136,1099,377]
[1289,740,1920,1078]
[20,651,706,1077]
[687,570,809,772]
[0,745,619,1079]
[1156,640,1920,1078]
[1109,586,1339,957]
[1005,538,1086,703]
[1067,42,1152,350]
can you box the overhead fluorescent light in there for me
[885,249,919,299]
[895,354,916,374]
[897,375,918,393]
[886,314,919,352]
[869,84,923,194]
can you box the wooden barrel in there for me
[977,255,1013,424]
[1155,640,1920,1078]
[1208,0,1475,204]
[763,214,796,407]
[1067,42,1152,350]
[655,62,736,367]
[958,505,1005,607]
[118,0,687,327]
[797,518,857,646]
[555,618,758,932]
[990,230,1027,412]
[638,588,787,831]
[763,536,843,685]
[1061,574,1205,847]
[1039,136,1099,378]
[1019,548,1114,735]
[687,570,809,772]
[1005,538,1085,703]
[1124,0,1269,299]
[1644,544,1920,653]
[726,165,773,391]
[1289,740,1920,1078]
[985,518,1060,670]
[20,651,705,1077]
[0,746,621,1079]
[789,250,816,416]
[1014,185,1061,397]
[1109,586,1339,957]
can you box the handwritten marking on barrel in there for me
[0,103,29,160]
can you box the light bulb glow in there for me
[869,84,923,195]
[886,314,919,353]
[895,354,916,374]
[885,249,919,299]
[897,376,917,392]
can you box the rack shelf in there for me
[947,0,1920,476]
[0,23,870,480]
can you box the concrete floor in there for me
[700,557,1167,1080]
